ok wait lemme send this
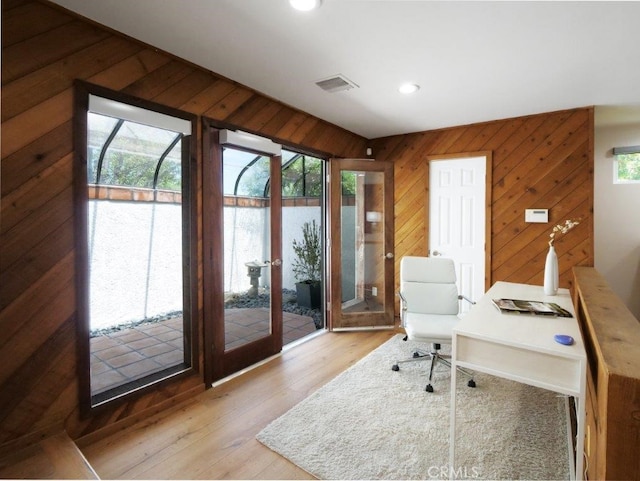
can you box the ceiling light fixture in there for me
[289,0,322,11]
[399,83,420,94]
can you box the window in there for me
[75,84,197,411]
[88,114,182,190]
[613,146,640,184]
[223,148,323,198]
[281,151,322,197]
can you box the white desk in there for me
[449,282,586,480]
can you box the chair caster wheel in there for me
[425,384,434,393]
[468,379,476,388]
[392,364,399,371]
[412,351,421,358]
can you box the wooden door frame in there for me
[426,151,493,292]
[202,120,283,385]
[73,81,200,414]
[328,158,395,330]
[202,124,222,385]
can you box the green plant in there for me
[616,153,640,182]
[291,220,322,284]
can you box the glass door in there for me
[204,129,283,382]
[329,159,395,329]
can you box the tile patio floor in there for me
[90,309,319,395]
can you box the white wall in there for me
[88,201,184,329]
[223,205,269,293]
[89,201,324,329]
[224,204,323,292]
[594,108,640,318]
[282,206,322,290]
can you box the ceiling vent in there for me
[315,74,359,93]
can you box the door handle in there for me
[432,250,442,257]
[266,259,282,267]
[383,252,394,259]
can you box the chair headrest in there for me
[400,256,457,284]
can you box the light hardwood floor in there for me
[0,432,99,480]
[79,330,396,479]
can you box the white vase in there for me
[543,245,559,295]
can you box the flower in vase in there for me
[549,218,581,247]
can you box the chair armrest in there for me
[398,291,407,307]
[397,291,408,326]
[458,294,476,305]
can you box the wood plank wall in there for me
[1,0,595,447]
[0,0,367,445]
[370,107,594,299]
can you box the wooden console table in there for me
[573,267,640,480]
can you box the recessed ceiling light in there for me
[289,0,322,11]
[399,83,420,94]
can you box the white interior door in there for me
[429,156,486,310]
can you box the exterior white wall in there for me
[223,205,269,293]
[89,201,324,329]
[222,205,323,292]
[594,109,640,318]
[341,207,356,301]
[281,206,322,290]
[88,201,183,329]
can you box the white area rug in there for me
[257,334,570,480]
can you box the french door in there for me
[204,128,284,383]
[328,159,395,330]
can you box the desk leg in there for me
[575,394,585,480]
[449,342,458,480]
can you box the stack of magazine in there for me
[492,298,573,317]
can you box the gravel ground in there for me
[91,289,322,337]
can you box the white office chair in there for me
[392,256,476,392]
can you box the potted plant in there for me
[292,220,322,309]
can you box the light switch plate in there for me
[525,209,549,223]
